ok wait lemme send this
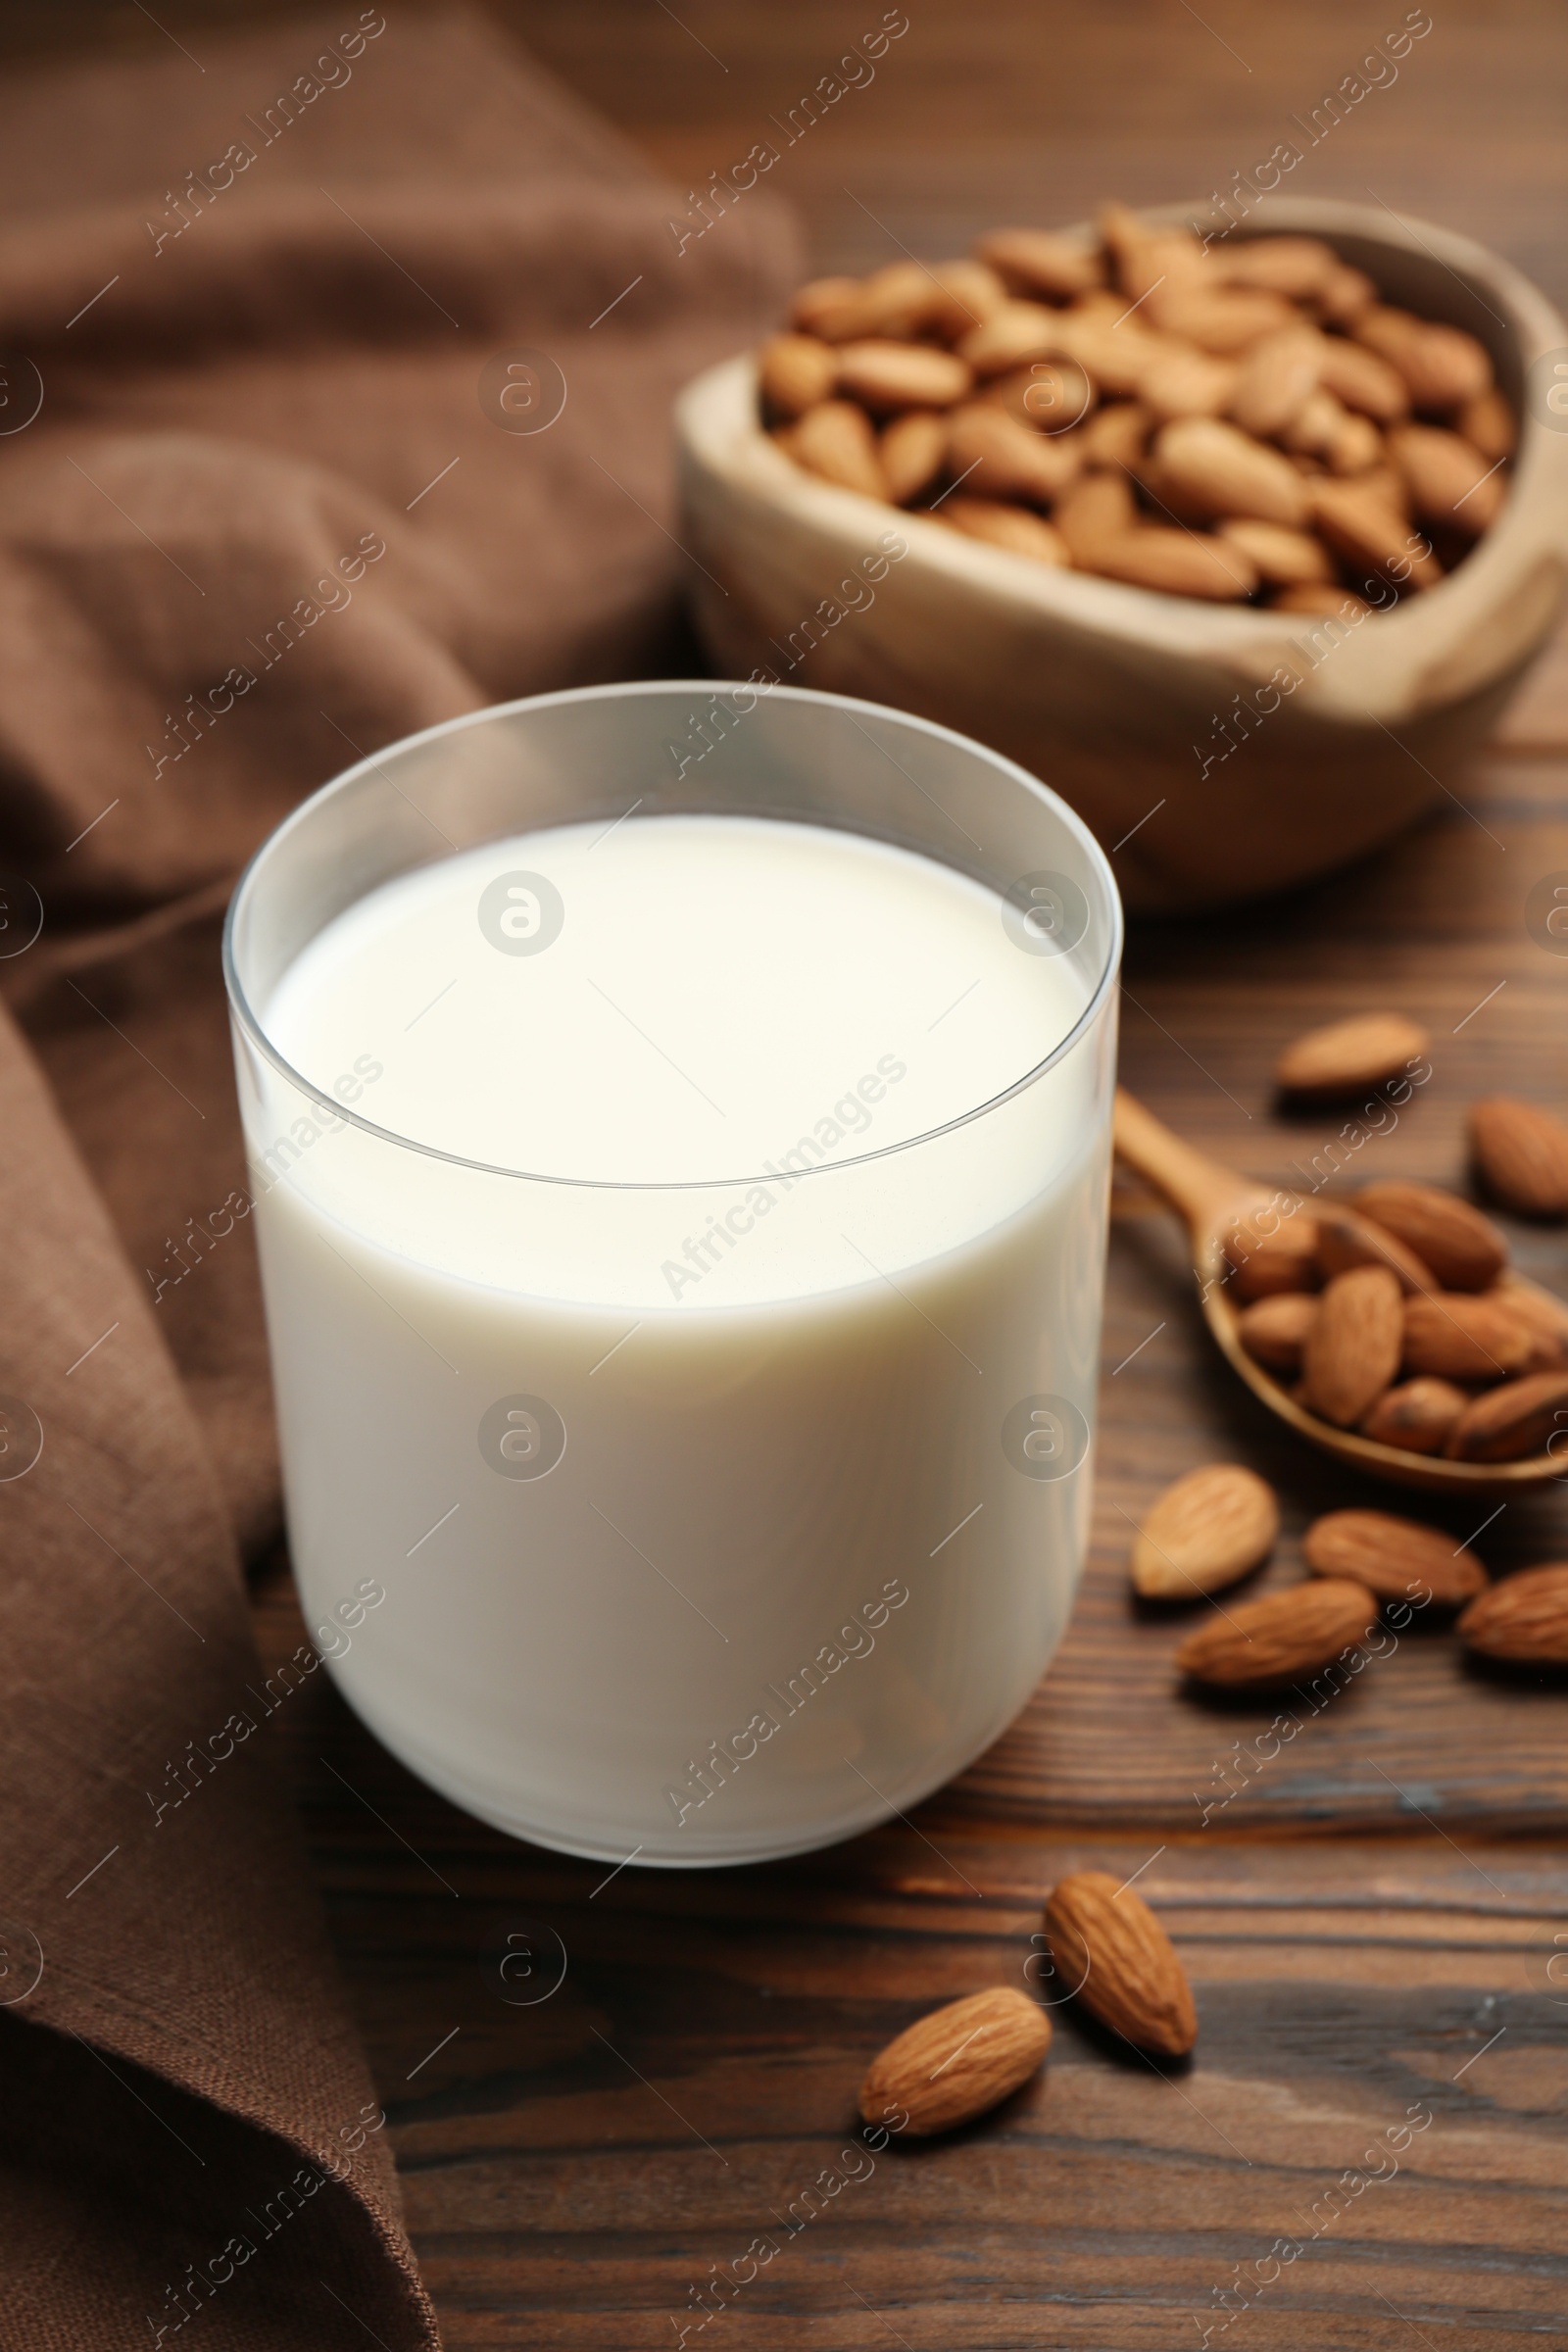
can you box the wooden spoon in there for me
[1113,1087,1568,1496]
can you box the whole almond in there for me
[1140,348,1240,422]
[791,274,880,342]
[835,339,972,414]
[858,1985,1050,2136]
[1176,1578,1377,1688]
[1302,1508,1487,1606]
[1470,1097,1568,1219]
[938,497,1067,564]
[1457,386,1515,464]
[1310,479,1443,589]
[1327,410,1384,475]
[1053,469,1139,562]
[1238,1292,1318,1371]
[1496,1282,1568,1370]
[1314,338,1410,421]
[1302,1265,1404,1426]
[1402,1293,1537,1382]
[1458,1563,1568,1665]
[1043,1871,1197,2056]
[1079,528,1256,602]
[759,333,838,418]
[1356,309,1493,411]
[1315,263,1378,326]
[1315,1203,1434,1295]
[1224,1215,1320,1299]
[1217,517,1334,586]
[1130,1463,1279,1599]
[980,360,1094,434]
[1360,1376,1469,1455]
[880,410,948,505]
[1229,324,1323,438]
[975,226,1103,302]
[1222,235,1339,300]
[1155,416,1307,526]
[1152,286,1296,354]
[1282,385,1350,458]
[1081,400,1154,469]
[1354,1180,1507,1293]
[1389,423,1505,535]
[1444,1371,1568,1462]
[922,259,1009,339]
[781,401,887,500]
[957,300,1068,378]
[1274,1010,1429,1099]
[947,403,1082,504]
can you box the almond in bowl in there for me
[675,199,1568,911]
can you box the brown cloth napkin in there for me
[0,10,796,2344]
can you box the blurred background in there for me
[4,0,1564,303]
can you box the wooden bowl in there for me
[675,198,1568,912]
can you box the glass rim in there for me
[222,679,1124,1195]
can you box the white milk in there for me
[250,812,1111,1864]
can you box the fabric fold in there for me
[0,6,798,2342]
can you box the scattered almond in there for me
[1043,1871,1198,2056]
[1444,1371,1568,1463]
[1469,1097,1568,1219]
[1354,1180,1507,1293]
[858,1986,1050,2136]
[1129,1463,1279,1599]
[1302,1508,1487,1607]
[1401,1292,1537,1382]
[1274,1011,1429,1099]
[1360,1377,1469,1455]
[1457,1564,1568,1665]
[1302,1265,1404,1426]
[1175,1578,1377,1688]
[1238,1292,1318,1371]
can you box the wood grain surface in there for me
[45,0,1562,2338]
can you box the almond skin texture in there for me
[1224,1215,1320,1299]
[1401,1293,1536,1383]
[858,1986,1050,2137]
[1444,1372,1568,1463]
[1302,1265,1404,1426]
[1238,1292,1318,1371]
[1315,1203,1434,1295]
[1458,1564,1568,1665]
[1354,1180,1507,1293]
[1043,1871,1198,2057]
[1302,1508,1487,1607]
[1470,1097,1568,1219]
[1176,1578,1377,1688]
[1360,1377,1469,1455]
[1275,1011,1429,1099]
[1130,1464,1279,1599]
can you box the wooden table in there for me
[236,2,1568,2341]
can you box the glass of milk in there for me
[224,682,1121,1867]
